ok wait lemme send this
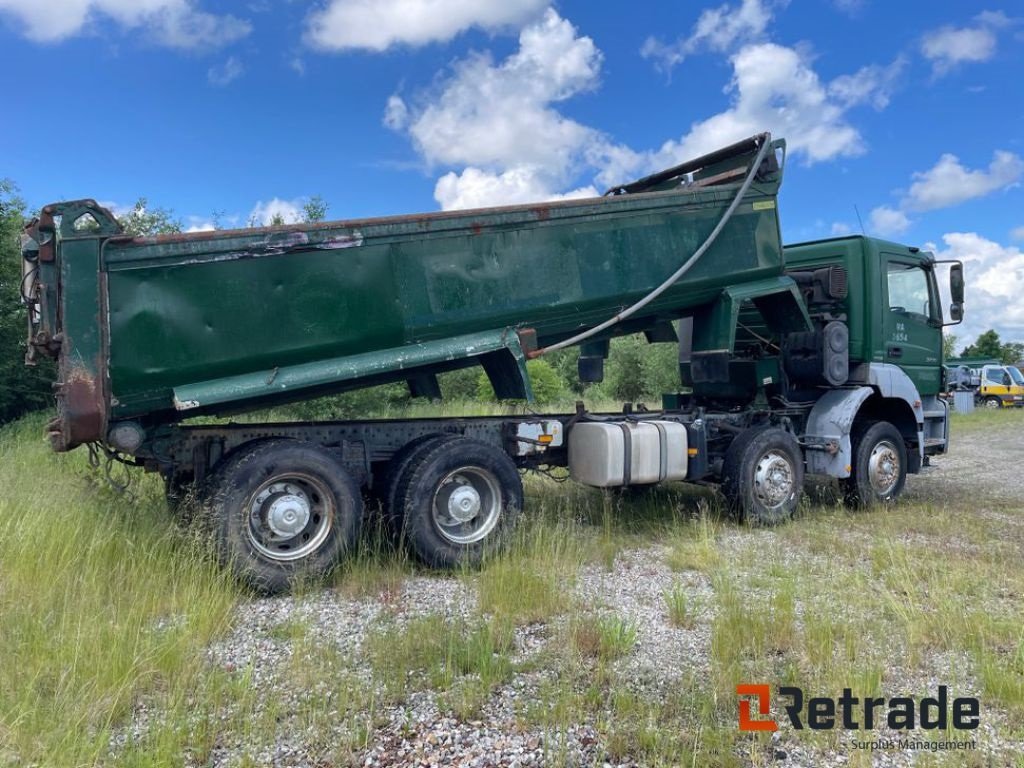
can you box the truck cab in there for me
[978,364,1024,408]
[779,235,962,473]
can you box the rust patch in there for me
[50,363,106,452]
[532,206,551,221]
[471,222,483,235]
[516,327,538,354]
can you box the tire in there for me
[208,439,362,594]
[721,426,804,525]
[376,433,450,539]
[393,436,523,568]
[984,397,1002,409]
[842,420,907,508]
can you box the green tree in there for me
[960,329,1003,360]
[942,333,958,361]
[476,358,566,403]
[301,195,328,223]
[438,367,481,400]
[1001,341,1024,365]
[0,180,56,423]
[116,198,182,236]
[590,334,680,403]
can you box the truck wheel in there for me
[377,433,450,539]
[394,436,523,568]
[842,420,907,508]
[721,426,804,525]
[209,439,362,594]
[984,396,1002,409]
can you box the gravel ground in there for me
[116,418,1024,767]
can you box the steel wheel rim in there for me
[246,473,334,562]
[985,398,1000,409]
[867,440,901,496]
[431,466,502,545]
[753,450,795,510]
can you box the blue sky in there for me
[1,0,1022,345]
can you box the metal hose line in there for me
[532,134,774,357]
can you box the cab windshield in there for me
[1008,366,1024,385]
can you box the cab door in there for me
[881,256,942,395]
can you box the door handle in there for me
[888,346,903,358]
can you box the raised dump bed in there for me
[25,134,788,450]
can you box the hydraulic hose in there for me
[532,135,774,356]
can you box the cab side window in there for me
[886,263,931,320]
[985,369,1009,385]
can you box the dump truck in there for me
[21,133,966,592]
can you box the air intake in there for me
[814,265,848,300]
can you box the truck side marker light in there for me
[538,434,554,444]
[688,448,699,456]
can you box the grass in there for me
[663,583,694,628]
[0,415,240,766]
[569,614,638,662]
[1,407,1023,765]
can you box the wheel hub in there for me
[266,493,311,537]
[447,485,481,523]
[753,451,794,508]
[432,467,503,545]
[868,442,900,494]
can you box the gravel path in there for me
[117,418,1024,767]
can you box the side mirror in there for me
[950,263,964,304]
[948,303,963,323]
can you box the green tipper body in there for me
[25,135,799,450]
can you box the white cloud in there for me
[868,206,911,237]
[434,167,597,211]
[902,150,1023,212]
[831,221,853,236]
[828,57,906,110]
[641,0,777,73]
[389,11,900,209]
[399,9,602,170]
[389,9,613,209]
[249,198,304,226]
[645,43,876,168]
[207,55,243,86]
[305,0,547,52]
[185,218,215,232]
[383,95,408,130]
[0,0,251,48]
[927,232,1024,341]
[1011,226,1024,242]
[921,11,1014,76]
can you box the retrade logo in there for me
[737,684,980,732]
[737,684,777,731]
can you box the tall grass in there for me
[0,415,239,766]
[1,406,1020,765]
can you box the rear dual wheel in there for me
[387,435,523,568]
[208,439,362,594]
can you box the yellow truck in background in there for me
[946,358,1024,408]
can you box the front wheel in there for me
[984,396,1002,409]
[842,420,907,508]
[208,439,362,593]
[721,426,804,525]
[393,436,523,568]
